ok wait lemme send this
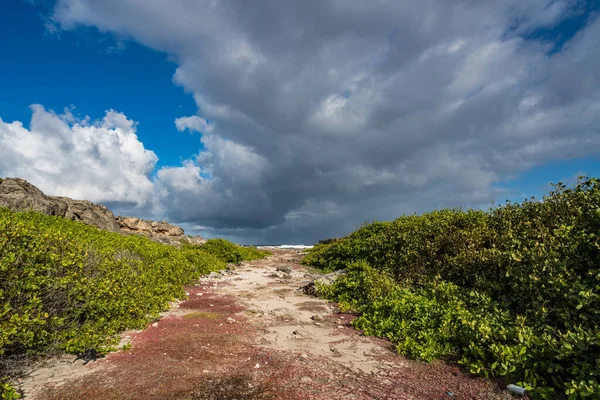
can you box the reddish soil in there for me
[22,249,512,400]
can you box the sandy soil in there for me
[18,249,513,400]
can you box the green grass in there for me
[0,208,268,398]
[307,177,600,399]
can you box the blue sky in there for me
[1,0,599,243]
[0,0,200,170]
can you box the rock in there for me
[300,270,347,296]
[276,265,292,273]
[152,322,159,327]
[117,216,184,237]
[330,347,343,357]
[185,235,207,246]
[0,178,120,232]
[254,363,260,369]
[0,178,203,247]
[117,215,204,247]
[0,178,66,217]
[300,376,312,383]
[208,272,221,279]
[311,314,323,321]
[290,330,308,340]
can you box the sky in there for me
[0,0,599,244]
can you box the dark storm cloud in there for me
[48,0,600,243]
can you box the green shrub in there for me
[196,238,269,264]
[309,177,600,399]
[0,208,268,396]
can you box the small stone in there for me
[290,330,306,340]
[152,322,159,328]
[311,314,323,321]
[254,363,260,369]
[276,265,292,273]
[313,322,323,327]
[195,293,203,296]
[227,317,236,324]
[185,291,190,296]
[300,376,312,383]
[299,353,309,360]
[338,325,344,329]
[210,304,214,307]
[203,370,209,373]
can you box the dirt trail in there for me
[19,250,511,400]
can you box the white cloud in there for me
[0,105,157,207]
[175,115,212,134]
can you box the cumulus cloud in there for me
[16,0,599,243]
[0,105,157,208]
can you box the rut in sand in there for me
[20,249,512,400]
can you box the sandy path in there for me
[19,250,512,400]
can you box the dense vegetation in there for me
[197,238,267,264]
[0,208,269,399]
[306,177,600,399]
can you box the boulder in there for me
[0,178,120,232]
[276,265,292,273]
[300,269,347,296]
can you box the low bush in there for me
[309,177,600,399]
[196,238,269,264]
[0,208,267,397]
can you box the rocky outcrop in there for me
[185,235,208,246]
[116,216,206,247]
[0,177,205,246]
[117,216,185,237]
[0,178,120,232]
